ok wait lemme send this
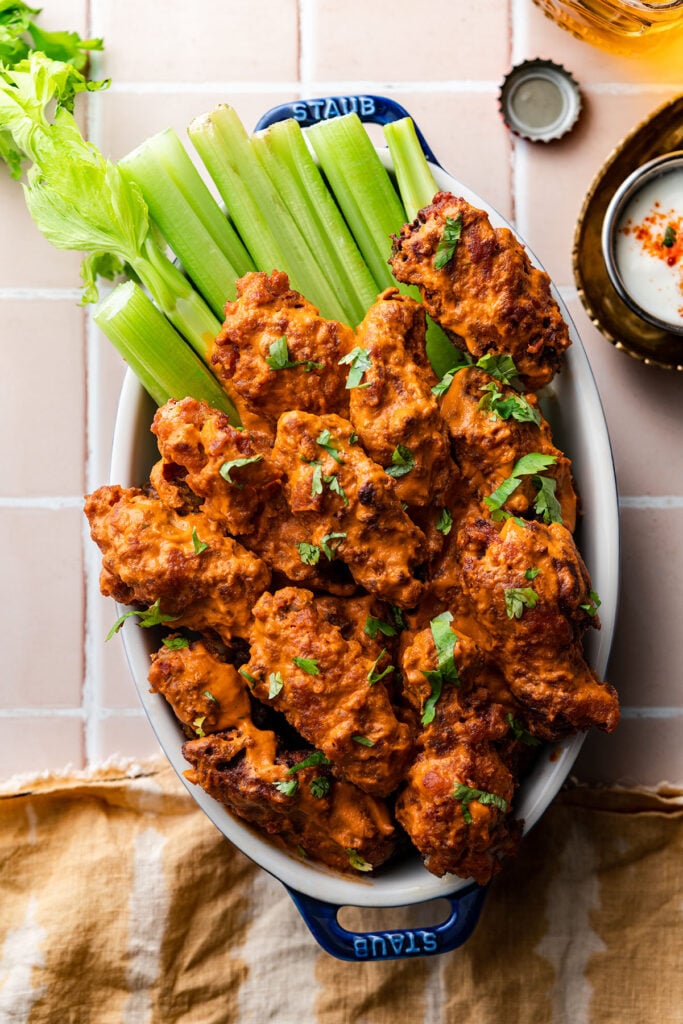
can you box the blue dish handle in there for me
[287,884,487,961]
[254,94,442,169]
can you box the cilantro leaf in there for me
[452,783,508,824]
[484,453,558,517]
[663,225,677,248]
[421,612,459,724]
[364,615,398,639]
[297,542,321,565]
[191,527,209,554]
[478,381,540,426]
[580,589,602,616]
[162,635,190,650]
[320,532,346,560]
[324,473,349,506]
[309,776,330,799]
[436,508,453,535]
[316,429,344,463]
[352,735,375,746]
[391,606,407,631]
[504,587,539,619]
[287,751,333,774]
[385,445,415,479]
[475,353,519,385]
[339,346,372,389]
[204,690,217,703]
[239,668,257,687]
[525,567,540,581]
[219,453,263,487]
[193,715,206,738]
[268,672,284,699]
[367,648,395,685]
[293,656,320,675]
[310,462,323,497]
[434,213,463,270]
[273,779,298,797]
[346,849,373,872]
[431,353,472,397]
[533,475,563,524]
[506,712,541,747]
[265,335,322,372]
[106,598,178,641]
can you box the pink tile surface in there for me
[0,509,84,709]
[2,1,682,790]
[0,302,86,498]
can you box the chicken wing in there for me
[455,515,619,737]
[349,288,458,508]
[271,410,426,608]
[440,366,577,532]
[245,586,414,796]
[389,193,571,391]
[210,270,355,436]
[84,485,270,642]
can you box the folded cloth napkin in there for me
[0,758,681,1024]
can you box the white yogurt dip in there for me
[615,167,683,330]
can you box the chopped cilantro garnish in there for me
[339,346,372,389]
[293,656,320,675]
[288,751,333,774]
[436,508,453,535]
[320,532,346,560]
[367,648,395,685]
[434,213,463,270]
[431,354,471,398]
[191,527,209,554]
[316,429,344,463]
[219,453,263,487]
[533,475,563,525]
[452,783,508,824]
[385,444,415,479]
[162,635,190,650]
[324,473,349,506]
[504,587,539,619]
[346,849,373,872]
[265,335,322,372]
[484,452,558,519]
[580,589,602,616]
[525,567,540,581]
[204,690,217,703]
[297,542,321,565]
[478,381,541,426]
[309,776,330,799]
[106,598,179,641]
[193,715,206,738]
[239,668,257,688]
[391,605,407,631]
[352,735,375,747]
[421,611,459,725]
[506,712,541,747]
[364,615,398,639]
[310,461,323,497]
[273,779,299,797]
[475,353,519,385]
[663,225,677,248]
[268,672,284,699]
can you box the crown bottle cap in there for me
[499,59,582,142]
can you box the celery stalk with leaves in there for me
[0,53,220,360]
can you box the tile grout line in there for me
[102,80,683,95]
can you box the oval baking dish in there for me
[109,95,619,962]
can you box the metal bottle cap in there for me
[498,59,582,142]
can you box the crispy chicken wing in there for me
[245,587,414,796]
[210,270,355,436]
[390,193,571,391]
[150,397,278,536]
[440,366,577,532]
[396,624,521,883]
[271,410,426,608]
[455,515,619,738]
[349,288,457,508]
[84,485,270,642]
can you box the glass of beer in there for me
[532,0,683,52]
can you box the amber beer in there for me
[532,0,683,52]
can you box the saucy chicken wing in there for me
[271,410,426,608]
[84,485,270,642]
[390,193,571,391]
[245,586,414,796]
[210,270,355,436]
[350,288,457,508]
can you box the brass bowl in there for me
[573,92,683,372]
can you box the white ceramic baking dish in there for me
[108,95,619,961]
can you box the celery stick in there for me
[94,281,238,419]
[119,128,254,318]
[252,119,378,326]
[304,114,405,291]
[188,105,350,325]
[383,118,439,222]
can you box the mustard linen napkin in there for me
[0,758,681,1024]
